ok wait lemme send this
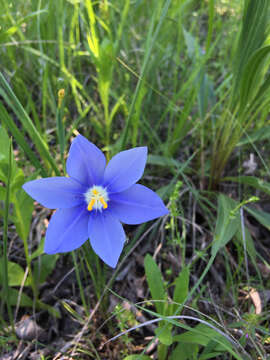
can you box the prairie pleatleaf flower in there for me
[23,135,169,268]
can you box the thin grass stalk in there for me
[205,0,214,55]
[0,102,48,177]
[71,252,88,313]
[210,0,270,188]
[2,139,14,330]
[0,72,60,175]
[95,251,106,301]
[81,243,101,300]
[22,231,39,310]
[120,0,172,149]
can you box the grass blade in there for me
[0,72,60,175]
[1,138,14,328]
[0,102,47,177]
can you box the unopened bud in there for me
[58,88,65,107]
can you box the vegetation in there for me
[0,0,270,358]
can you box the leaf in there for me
[147,155,180,169]
[0,102,47,177]
[211,195,240,256]
[0,26,19,42]
[239,45,270,109]
[173,266,190,312]
[144,254,166,315]
[155,324,173,345]
[183,27,201,58]
[234,0,269,89]
[223,176,270,196]
[0,258,25,287]
[0,289,60,317]
[0,184,5,201]
[173,323,231,351]
[33,254,59,284]
[237,126,270,146]
[170,342,198,360]
[0,288,33,307]
[13,187,34,242]
[198,72,215,120]
[29,238,45,261]
[0,126,16,185]
[0,126,10,162]
[245,206,270,230]
[123,356,151,360]
[0,73,59,176]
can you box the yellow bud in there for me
[58,88,65,107]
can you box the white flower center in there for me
[84,185,109,211]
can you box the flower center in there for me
[84,185,109,212]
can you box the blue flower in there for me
[23,135,169,268]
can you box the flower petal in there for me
[103,147,147,193]
[66,135,106,186]
[23,177,86,209]
[88,211,125,268]
[109,184,169,224]
[44,206,89,253]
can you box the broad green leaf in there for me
[199,336,230,359]
[155,324,173,345]
[0,288,33,307]
[0,126,10,162]
[245,206,270,231]
[13,187,34,242]
[211,195,240,256]
[173,323,231,351]
[144,254,166,315]
[170,342,199,360]
[0,289,60,316]
[173,266,190,312]
[10,168,25,193]
[0,258,25,287]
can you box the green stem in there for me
[82,243,100,299]
[2,140,14,331]
[72,252,88,313]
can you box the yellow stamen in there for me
[92,189,98,195]
[87,198,96,211]
[99,197,108,209]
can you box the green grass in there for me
[0,0,270,358]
